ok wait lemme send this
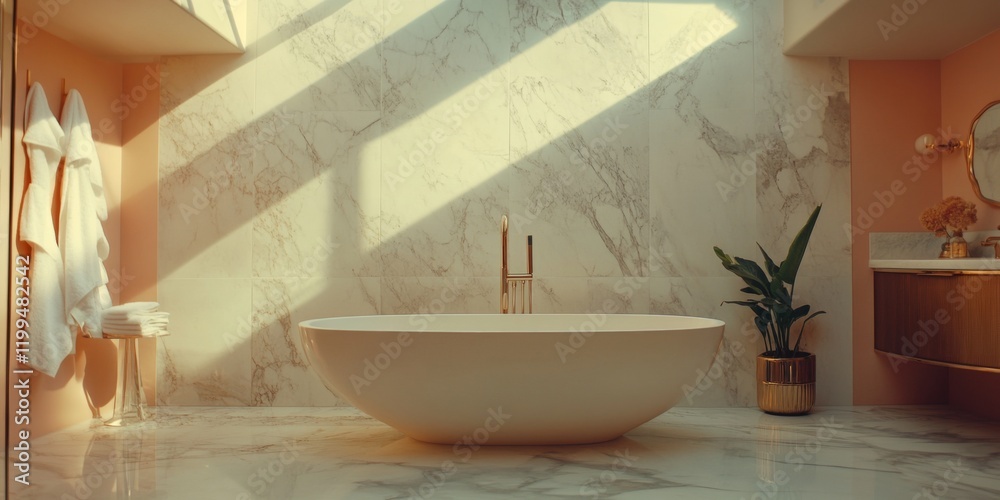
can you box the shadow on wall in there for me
[149,0,756,279]
[33,337,117,417]
[133,0,848,406]
[77,337,118,416]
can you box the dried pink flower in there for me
[920,197,978,238]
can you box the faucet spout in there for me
[982,236,1000,259]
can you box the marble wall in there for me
[156,0,852,407]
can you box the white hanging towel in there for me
[60,89,112,338]
[20,83,71,376]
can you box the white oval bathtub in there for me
[300,314,724,445]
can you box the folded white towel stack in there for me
[102,302,168,337]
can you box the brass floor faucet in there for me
[501,215,533,313]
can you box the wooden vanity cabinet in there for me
[874,270,1000,371]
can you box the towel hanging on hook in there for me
[60,88,113,338]
[21,81,72,376]
[25,71,70,115]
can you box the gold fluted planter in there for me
[756,352,816,415]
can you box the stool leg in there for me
[106,337,149,426]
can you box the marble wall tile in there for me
[647,1,756,279]
[382,0,509,119]
[509,109,649,278]
[752,0,852,279]
[649,0,753,112]
[509,0,649,278]
[156,0,853,408]
[158,143,254,280]
[159,54,259,173]
[794,276,854,406]
[748,0,852,406]
[510,0,648,116]
[252,277,380,406]
[380,277,495,315]
[157,279,253,406]
[252,110,381,278]
[650,108,756,278]
[650,277,758,408]
[752,133,852,278]
[255,0,382,113]
[379,114,509,277]
[158,10,259,281]
[379,0,510,278]
[531,277,650,315]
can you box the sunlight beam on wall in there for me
[375,2,736,241]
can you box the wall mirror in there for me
[967,100,1000,207]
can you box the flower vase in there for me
[939,235,969,258]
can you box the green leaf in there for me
[758,243,780,279]
[716,250,771,296]
[777,205,822,285]
[769,278,791,304]
[714,246,734,266]
[733,275,767,296]
[790,304,810,323]
[734,257,771,296]
[722,300,764,308]
[771,302,791,317]
[754,316,769,337]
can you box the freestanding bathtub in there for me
[300,314,724,445]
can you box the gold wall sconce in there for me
[914,100,1000,207]
[914,133,965,155]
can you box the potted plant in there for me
[714,205,825,415]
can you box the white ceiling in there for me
[19,0,1000,62]
[785,0,1000,60]
[18,0,243,60]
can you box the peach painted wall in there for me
[849,60,949,405]
[9,24,122,437]
[121,63,160,403]
[940,29,1000,418]
[941,29,1000,229]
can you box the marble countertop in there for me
[870,231,1000,271]
[870,258,1000,271]
[12,406,1000,499]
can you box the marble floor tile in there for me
[12,406,1000,499]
